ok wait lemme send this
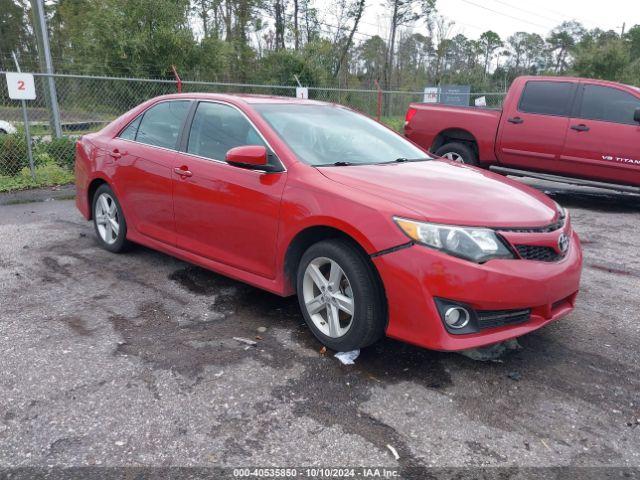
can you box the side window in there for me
[136,101,190,149]
[118,115,141,140]
[578,84,640,125]
[187,102,266,161]
[518,81,575,117]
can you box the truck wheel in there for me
[296,239,386,352]
[435,142,478,166]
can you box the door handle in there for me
[508,117,524,124]
[109,149,122,159]
[571,124,590,132]
[173,167,193,177]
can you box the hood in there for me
[318,160,558,227]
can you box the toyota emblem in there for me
[558,233,570,254]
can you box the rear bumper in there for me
[373,231,583,351]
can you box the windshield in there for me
[253,104,429,166]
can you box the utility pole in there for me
[621,23,626,36]
[30,0,62,138]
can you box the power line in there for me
[487,0,603,28]
[485,0,565,25]
[456,0,554,30]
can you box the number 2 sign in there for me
[6,72,36,100]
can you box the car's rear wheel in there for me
[296,239,386,351]
[92,184,130,253]
[434,142,478,165]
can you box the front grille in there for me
[515,245,562,262]
[477,309,531,330]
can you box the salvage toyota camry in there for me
[75,94,583,352]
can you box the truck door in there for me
[497,80,576,173]
[560,83,640,187]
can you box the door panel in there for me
[172,102,286,278]
[109,100,191,245]
[561,121,640,186]
[561,84,640,186]
[111,140,177,244]
[497,80,575,172]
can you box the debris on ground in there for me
[335,349,360,365]
[507,371,522,381]
[459,338,522,362]
[386,444,400,460]
[257,326,267,333]
[233,337,257,347]
[319,346,327,355]
[255,335,263,340]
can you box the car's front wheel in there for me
[296,239,386,351]
[92,184,130,253]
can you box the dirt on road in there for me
[0,184,639,476]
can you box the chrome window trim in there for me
[115,98,286,174]
[186,99,286,173]
[116,98,192,147]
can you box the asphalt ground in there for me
[0,180,639,477]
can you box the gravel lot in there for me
[0,182,639,476]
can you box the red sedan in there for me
[75,94,583,352]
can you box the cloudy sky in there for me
[349,0,640,41]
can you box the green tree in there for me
[478,30,502,77]
[356,35,387,85]
[0,0,35,71]
[547,21,585,74]
[625,25,640,61]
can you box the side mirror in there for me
[635,107,640,124]
[226,145,268,169]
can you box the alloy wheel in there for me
[94,192,120,245]
[302,257,355,338]
[443,152,464,163]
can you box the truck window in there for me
[518,81,575,117]
[578,84,640,125]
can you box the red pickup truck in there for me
[404,76,640,190]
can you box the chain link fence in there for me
[0,72,507,192]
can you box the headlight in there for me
[394,217,514,263]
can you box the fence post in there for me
[172,65,182,93]
[374,80,382,122]
[31,0,62,139]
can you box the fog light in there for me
[444,306,470,329]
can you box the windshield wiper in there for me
[378,157,432,165]
[316,161,354,167]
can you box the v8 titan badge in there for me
[6,72,36,100]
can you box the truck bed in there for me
[404,103,503,163]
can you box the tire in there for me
[92,184,130,253]
[434,142,478,165]
[296,239,386,351]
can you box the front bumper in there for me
[372,230,583,351]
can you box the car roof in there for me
[151,92,330,106]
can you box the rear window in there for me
[135,101,191,149]
[518,81,575,117]
[118,115,141,140]
[578,84,640,125]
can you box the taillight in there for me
[405,107,417,127]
